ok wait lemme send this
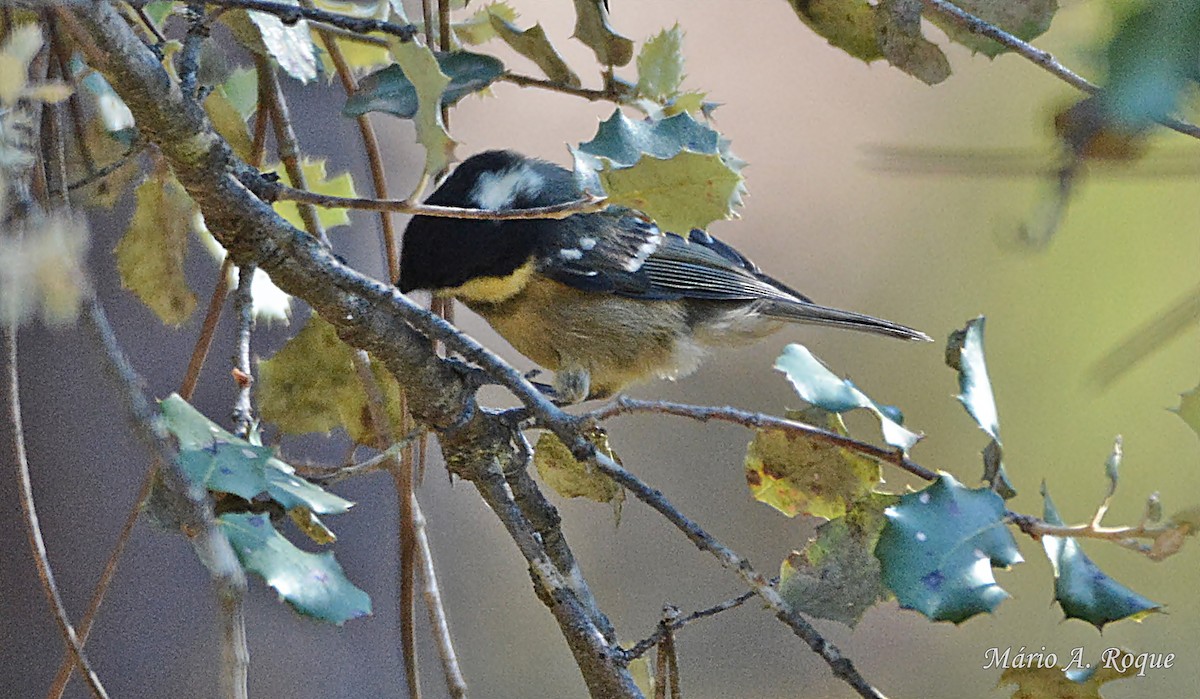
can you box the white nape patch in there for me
[623,237,661,272]
[578,236,597,251]
[471,164,545,210]
[559,248,584,260]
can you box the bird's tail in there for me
[761,300,932,342]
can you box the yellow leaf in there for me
[534,430,624,516]
[115,166,198,325]
[205,85,254,161]
[269,158,357,231]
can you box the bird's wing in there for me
[539,212,808,304]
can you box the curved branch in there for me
[193,0,417,42]
[7,327,110,699]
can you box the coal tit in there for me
[399,150,930,403]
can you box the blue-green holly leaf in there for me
[775,344,921,452]
[947,317,1016,499]
[160,394,353,515]
[218,512,371,624]
[875,473,1022,623]
[342,50,505,119]
[1041,485,1162,629]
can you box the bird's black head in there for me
[398,151,577,293]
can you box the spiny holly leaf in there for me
[929,0,1057,58]
[313,0,391,73]
[571,0,633,67]
[344,50,504,119]
[876,473,1022,623]
[997,651,1142,699]
[1101,0,1200,132]
[745,407,881,520]
[456,2,519,45]
[787,0,882,63]
[115,166,198,325]
[877,0,951,85]
[636,24,685,102]
[219,513,370,624]
[1172,382,1200,440]
[490,15,580,87]
[947,317,1016,498]
[223,4,319,84]
[574,110,745,232]
[1041,485,1161,629]
[160,394,353,515]
[775,344,921,453]
[257,314,408,446]
[779,492,897,626]
[534,430,624,517]
[268,158,357,231]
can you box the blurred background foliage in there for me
[2,1,1198,698]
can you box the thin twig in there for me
[193,0,417,41]
[231,264,256,436]
[45,474,154,699]
[66,141,146,192]
[923,0,1200,141]
[499,72,631,103]
[267,181,609,220]
[180,259,234,400]
[415,503,468,698]
[82,297,249,699]
[178,4,207,100]
[589,397,938,482]
[7,326,111,699]
[256,56,330,247]
[48,17,98,177]
[622,587,761,662]
[350,351,421,699]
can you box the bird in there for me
[399,150,930,403]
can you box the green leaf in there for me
[269,158,357,231]
[775,344,921,452]
[571,0,634,67]
[947,317,1016,498]
[219,513,370,624]
[1101,0,1200,131]
[160,394,353,514]
[1172,381,1200,440]
[928,0,1057,58]
[1041,485,1161,629]
[257,314,408,447]
[574,110,745,232]
[344,50,505,119]
[534,431,624,516]
[876,0,950,85]
[745,407,881,520]
[787,0,882,63]
[143,1,177,28]
[779,492,897,626]
[455,2,519,45]
[489,14,580,87]
[875,473,1022,623]
[115,167,197,325]
[204,85,254,162]
[636,24,685,102]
